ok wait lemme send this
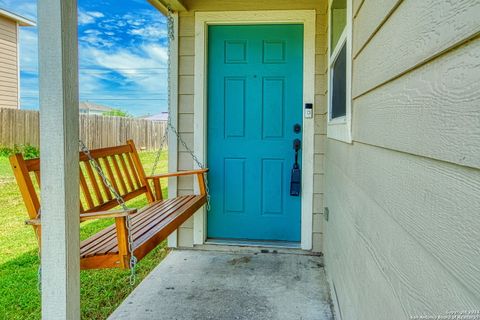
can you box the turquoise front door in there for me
[207,24,304,242]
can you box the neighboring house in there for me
[32,0,480,319]
[152,0,479,319]
[79,101,113,115]
[141,111,169,121]
[0,8,35,109]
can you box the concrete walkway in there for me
[109,249,334,320]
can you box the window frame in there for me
[327,0,353,143]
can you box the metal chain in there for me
[150,125,168,176]
[34,219,42,292]
[151,3,175,177]
[150,3,175,177]
[167,123,211,211]
[151,6,211,211]
[79,140,137,285]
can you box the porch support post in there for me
[38,0,80,319]
[167,11,179,248]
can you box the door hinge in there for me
[324,207,329,221]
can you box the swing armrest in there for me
[25,209,138,225]
[146,169,209,199]
[25,219,41,226]
[145,169,209,180]
[25,209,137,225]
[80,209,138,222]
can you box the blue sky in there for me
[0,0,169,116]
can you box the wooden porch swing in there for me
[10,139,208,270]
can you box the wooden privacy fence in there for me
[0,108,168,151]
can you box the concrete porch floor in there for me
[109,248,334,320]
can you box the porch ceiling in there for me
[109,249,334,320]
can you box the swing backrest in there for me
[10,140,156,220]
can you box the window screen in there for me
[331,43,346,119]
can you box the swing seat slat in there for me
[10,140,208,270]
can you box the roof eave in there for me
[148,0,188,15]
[0,8,36,27]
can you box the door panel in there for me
[224,158,246,213]
[207,24,304,242]
[262,77,285,139]
[224,78,246,138]
[261,159,284,215]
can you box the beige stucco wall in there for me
[0,16,18,109]
[174,0,328,251]
[325,0,480,318]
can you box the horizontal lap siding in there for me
[312,11,328,252]
[177,11,196,246]
[0,17,18,109]
[325,0,480,318]
[354,39,480,169]
[353,0,480,98]
[326,141,480,319]
[352,0,400,56]
[176,0,328,249]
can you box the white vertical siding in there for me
[176,10,196,247]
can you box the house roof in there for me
[142,112,169,121]
[0,8,36,27]
[79,102,114,113]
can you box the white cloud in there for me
[9,1,170,115]
[79,73,109,93]
[80,43,168,92]
[128,25,167,40]
[19,28,38,72]
[145,44,169,64]
[77,43,169,115]
[84,44,167,69]
[79,29,117,47]
[89,11,104,18]
[78,10,105,25]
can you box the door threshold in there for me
[205,238,301,249]
[193,240,319,256]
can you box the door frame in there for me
[193,10,316,250]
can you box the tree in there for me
[103,109,130,117]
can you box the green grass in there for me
[0,151,169,319]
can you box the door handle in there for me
[293,139,301,153]
[290,139,301,196]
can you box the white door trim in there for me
[193,10,316,250]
